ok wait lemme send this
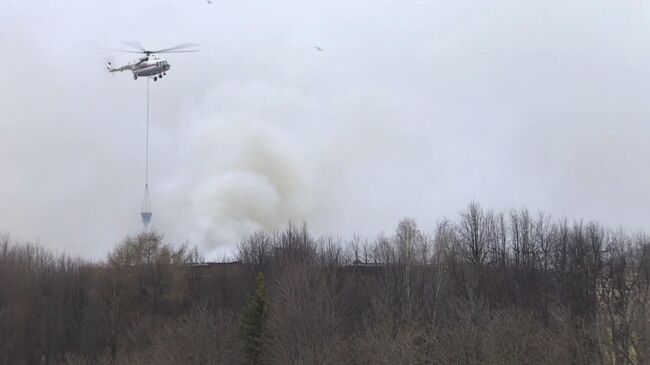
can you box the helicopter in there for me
[106,42,198,81]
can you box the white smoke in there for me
[156,81,312,250]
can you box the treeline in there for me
[1,203,649,364]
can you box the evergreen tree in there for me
[240,272,270,365]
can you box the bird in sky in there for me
[315,46,324,52]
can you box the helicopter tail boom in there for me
[106,62,131,73]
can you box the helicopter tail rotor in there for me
[106,61,117,73]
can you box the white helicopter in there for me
[106,42,198,81]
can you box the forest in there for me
[0,202,649,364]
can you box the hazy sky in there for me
[2,0,650,259]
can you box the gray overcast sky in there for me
[1,0,650,259]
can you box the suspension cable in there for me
[141,77,152,227]
[146,76,150,189]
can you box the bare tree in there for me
[2,204,650,364]
[269,264,345,364]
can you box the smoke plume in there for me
[156,83,312,251]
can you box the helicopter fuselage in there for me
[133,58,170,77]
[107,56,170,80]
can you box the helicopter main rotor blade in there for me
[122,41,147,52]
[151,43,199,53]
[109,49,146,54]
[157,50,199,53]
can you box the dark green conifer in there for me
[240,272,270,365]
